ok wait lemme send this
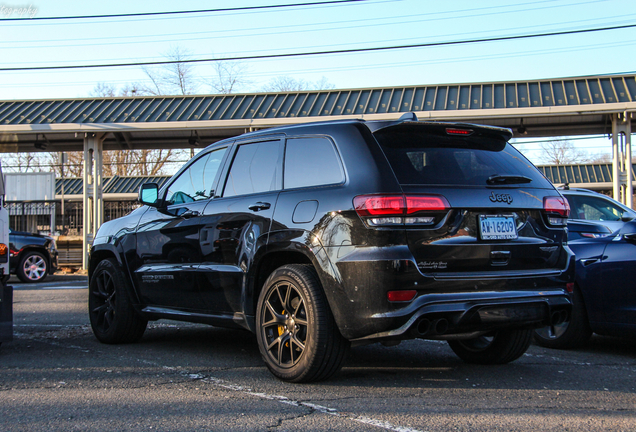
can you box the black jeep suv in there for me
[89,114,574,382]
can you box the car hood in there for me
[93,206,148,244]
[10,230,53,240]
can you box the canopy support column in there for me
[82,133,105,270]
[612,113,633,209]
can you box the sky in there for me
[1,0,635,165]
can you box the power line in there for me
[0,0,371,21]
[3,39,633,90]
[4,8,629,52]
[1,23,635,72]
[0,0,594,45]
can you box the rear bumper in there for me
[350,290,571,344]
[321,244,575,341]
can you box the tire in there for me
[88,258,147,344]
[256,264,350,383]
[16,251,48,283]
[448,328,533,365]
[534,287,592,349]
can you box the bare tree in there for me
[262,76,308,92]
[314,76,336,91]
[262,75,335,92]
[89,82,149,98]
[539,139,590,165]
[210,61,251,94]
[90,82,117,97]
[141,46,200,96]
[1,153,48,173]
[588,152,613,164]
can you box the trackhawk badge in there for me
[489,191,513,204]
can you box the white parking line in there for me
[135,360,424,432]
[193,372,425,432]
[18,333,425,431]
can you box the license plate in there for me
[479,215,517,240]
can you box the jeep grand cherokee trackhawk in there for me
[88,113,574,382]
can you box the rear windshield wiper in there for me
[487,174,533,185]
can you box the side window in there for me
[165,147,227,205]
[284,137,344,189]
[564,196,581,219]
[223,140,281,197]
[580,196,622,221]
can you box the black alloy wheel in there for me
[534,287,592,349]
[261,277,308,368]
[88,258,147,344]
[256,264,349,383]
[448,328,533,364]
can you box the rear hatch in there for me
[367,122,569,277]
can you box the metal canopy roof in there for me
[46,163,633,199]
[538,163,636,190]
[56,175,171,197]
[1,73,636,153]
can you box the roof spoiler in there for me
[366,112,513,141]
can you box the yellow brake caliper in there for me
[278,310,289,347]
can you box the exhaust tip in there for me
[551,310,567,326]
[434,318,449,335]
[416,318,431,336]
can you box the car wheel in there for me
[16,251,48,283]
[256,264,350,383]
[448,328,533,364]
[534,287,592,349]
[88,258,147,344]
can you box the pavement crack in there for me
[267,411,314,430]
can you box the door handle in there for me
[179,209,200,218]
[580,258,598,266]
[248,202,271,212]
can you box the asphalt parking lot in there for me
[1,274,635,431]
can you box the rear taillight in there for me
[580,232,608,238]
[543,196,570,226]
[354,194,450,227]
[0,243,7,263]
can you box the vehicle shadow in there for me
[126,325,636,393]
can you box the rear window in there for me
[374,128,551,187]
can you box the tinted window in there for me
[567,195,623,221]
[375,128,551,187]
[166,147,227,205]
[223,140,281,197]
[284,137,344,189]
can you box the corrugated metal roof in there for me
[50,163,634,198]
[2,74,635,126]
[538,163,636,185]
[56,175,170,195]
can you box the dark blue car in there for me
[535,220,636,348]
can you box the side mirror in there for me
[139,183,159,207]
[621,211,634,222]
[624,233,636,244]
